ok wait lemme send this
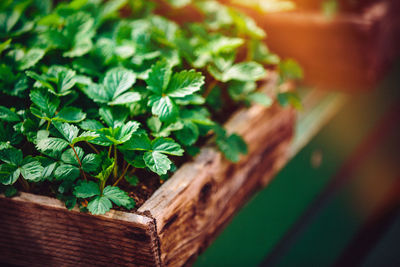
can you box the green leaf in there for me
[83,84,109,103]
[108,92,141,105]
[120,133,152,151]
[125,175,139,186]
[228,81,256,101]
[181,109,215,126]
[0,142,12,150]
[4,186,18,197]
[147,117,162,133]
[53,122,79,143]
[175,94,205,105]
[95,160,114,181]
[193,36,243,67]
[152,138,184,156]
[150,15,179,46]
[64,38,93,58]
[144,151,171,175]
[30,88,60,118]
[115,121,140,143]
[62,12,95,58]
[175,121,199,146]
[61,147,84,166]
[103,186,135,208]
[55,107,86,123]
[82,153,101,173]
[36,137,69,153]
[0,164,20,185]
[0,147,23,165]
[104,67,136,99]
[277,92,302,110]
[246,92,273,107]
[87,195,112,215]
[148,95,178,122]
[0,39,11,54]
[115,44,135,59]
[248,40,280,65]
[0,106,20,122]
[48,66,77,95]
[96,121,139,146]
[146,60,172,95]
[211,62,266,82]
[165,70,205,98]
[229,9,266,39]
[83,68,139,105]
[20,160,44,182]
[216,133,248,163]
[18,48,46,70]
[204,85,222,112]
[26,71,54,92]
[153,121,184,138]
[74,181,100,198]
[64,196,77,210]
[72,131,99,145]
[54,164,80,181]
[279,59,303,81]
[99,106,128,128]
[38,157,58,181]
[80,120,104,131]
[99,0,129,21]
[30,107,47,121]
[88,131,114,146]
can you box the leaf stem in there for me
[46,120,51,131]
[113,145,118,180]
[112,164,131,187]
[19,177,30,192]
[71,144,87,180]
[108,145,112,158]
[85,141,99,154]
[246,42,253,61]
[100,178,106,194]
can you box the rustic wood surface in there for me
[0,76,296,267]
[0,82,348,266]
[285,0,378,12]
[138,79,296,265]
[232,0,400,90]
[0,193,161,266]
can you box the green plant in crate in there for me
[0,0,302,215]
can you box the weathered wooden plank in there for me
[139,90,296,266]
[231,0,400,90]
[0,84,346,267]
[0,193,161,267]
[0,75,296,267]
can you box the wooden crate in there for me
[0,77,296,266]
[232,0,400,90]
[289,0,378,12]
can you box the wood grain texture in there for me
[139,87,296,266]
[0,193,161,267]
[0,76,295,267]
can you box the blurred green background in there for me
[195,63,400,267]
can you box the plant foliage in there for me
[0,0,301,215]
